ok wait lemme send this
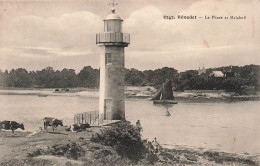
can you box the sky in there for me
[0,0,260,73]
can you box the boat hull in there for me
[153,100,178,105]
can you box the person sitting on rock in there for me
[136,120,143,133]
[152,137,160,154]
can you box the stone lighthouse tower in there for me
[96,3,130,120]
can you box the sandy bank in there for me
[1,87,259,103]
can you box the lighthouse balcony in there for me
[96,32,130,46]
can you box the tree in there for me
[143,67,178,88]
[60,68,78,88]
[35,67,56,88]
[125,68,144,86]
[179,70,198,90]
[0,69,5,87]
[78,66,99,88]
[6,68,31,87]
[143,70,154,86]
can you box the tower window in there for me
[105,53,112,65]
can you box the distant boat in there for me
[38,94,48,97]
[151,79,178,105]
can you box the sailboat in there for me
[151,79,178,105]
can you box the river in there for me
[0,91,260,156]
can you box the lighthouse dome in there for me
[104,7,122,21]
[104,13,122,20]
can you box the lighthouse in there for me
[96,2,130,120]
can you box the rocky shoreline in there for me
[0,125,259,166]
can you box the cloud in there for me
[123,0,260,70]
[125,0,260,47]
[0,10,103,71]
[12,46,92,57]
[0,0,260,72]
[4,11,102,48]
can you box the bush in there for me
[51,142,85,160]
[27,142,85,161]
[90,120,146,161]
[145,151,159,164]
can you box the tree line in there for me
[124,65,260,93]
[0,66,99,89]
[0,65,259,93]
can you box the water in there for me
[0,92,260,156]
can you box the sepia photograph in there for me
[0,0,260,165]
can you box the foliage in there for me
[0,66,99,88]
[0,65,259,93]
[145,151,159,164]
[90,120,147,161]
[78,66,99,88]
[176,65,260,93]
[5,68,32,87]
[125,68,144,86]
[28,142,85,160]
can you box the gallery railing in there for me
[96,32,130,44]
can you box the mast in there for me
[162,79,174,100]
[151,79,175,101]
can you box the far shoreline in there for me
[0,87,259,103]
